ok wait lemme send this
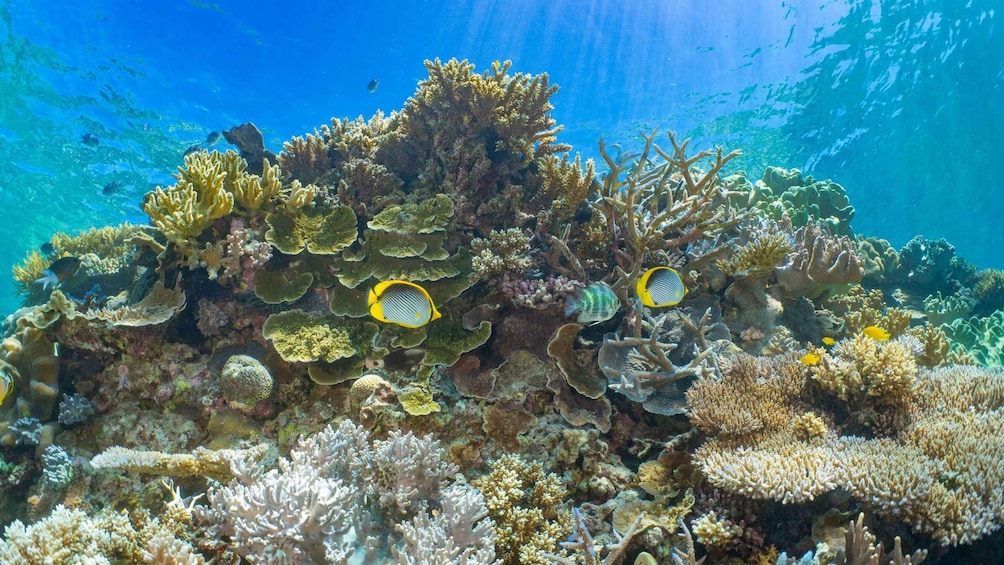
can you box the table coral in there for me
[691,350,1004,547]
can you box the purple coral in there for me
[57,394,96,427]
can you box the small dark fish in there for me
[102,180,123,196]
[34,257,82,290]
[80,133,100,147]
[366,78,379,93]
[40,242,57,257]
[205,131,222,146]
[183,144,201,157]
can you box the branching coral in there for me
[717,216,795,278]
[144,150,316,245]
[472,454,571,565]
[810,334,919,409]
[197,420,496,563]
[471,228,533,279]
[596,130,748,298]
[600,307,720,415]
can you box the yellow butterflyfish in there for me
[821,337,835,346]
[368,280,441,329]
[636,266,687,308]
[0,373,13,405]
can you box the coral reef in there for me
[6,58,1004,565]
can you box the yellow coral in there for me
[811,334,917,404]
[472,454,572,565]
[692,511,741,547]
[90,444,266,483]
[686,353,804,438]
[791,412,829,441]
[537,152,597,210]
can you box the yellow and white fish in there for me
[368,280,441,328]
[636,266,687,308]
[0,373,13,405]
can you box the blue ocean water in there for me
[0,0,999,314]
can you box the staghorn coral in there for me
[472,454,571,565]
[198,420,496,564]
[596,130,748,296]
[775,220,863,299]
[600,307,718,416]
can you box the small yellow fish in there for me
[821,337,835,346]
[368,280,441,328]
[636,266,687,308]
[800,352,821,366]
[862,326,891,341]
[0,373,13,405]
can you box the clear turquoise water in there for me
[0,0,999,315]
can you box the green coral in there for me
[253,270,314,304]
[262,310,359,363]
[367,194,453,234]
[973,269,1004,313]
[943,310,1004,367]
[264,205,357,255]
[741,166,856,236]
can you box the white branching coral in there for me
[197,420,496,564]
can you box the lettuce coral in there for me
[263,204,357,255]
[262,310,359,364]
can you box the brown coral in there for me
[775,220,863,298]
